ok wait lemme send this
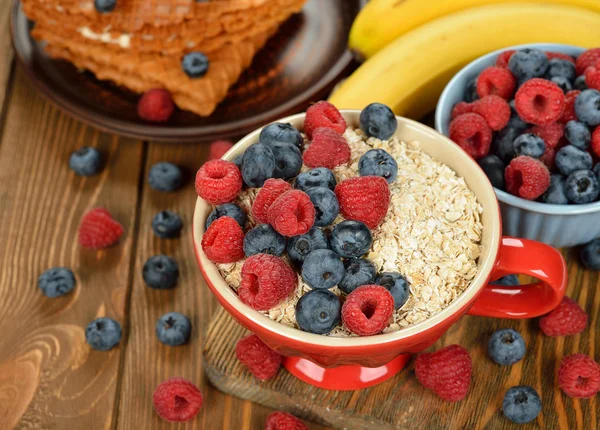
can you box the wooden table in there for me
[0,4,598,429]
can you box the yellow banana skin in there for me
[330,3,600,120]
[350,0,600,59]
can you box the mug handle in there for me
[467,237,568,318]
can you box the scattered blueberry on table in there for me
[69,146,102,176]
[148,162,183,192]
[143,255,179,289]
[86,317,122,351]
[488,328,526,365]
[502,386,542,424]
[151,210,183,239]
[156,312,192,346]
[38,267,76,298]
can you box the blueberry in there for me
[556,145,593,175]
[508,48,549,83]
[564,120,591,150]
[565,170,599,204]
[306,187,339,227]
[491,275,520,286]
[156,312,191,346]
[259,122,303,149]
[575,89,600,127]
[181,52,209,78]
[243,224,286,257]
[545,58,576,81]
[376,272,410,309]
[148,162,183,192]
[513,133,545,158]
[38,267,76,298]
[301,249,345,290]
[594,163,600,180]
[581,238,600,270]
[233,154,244,169]
[69,146,102,176]
[206,203,247,230]
[295,289,341,335]
[358,149,398,183]
[574,75,588,91]
[464,76,479,103]
[493,118,528,163]
[488,329,526,365]
[359,103,398,140]
[94,0,116,13]
[143,255,179,289]
[338,258,376,294]
[152,210,183,238]
[265,141,302,180]
[294,168,336,192]
[86,317,122,351]
[551,76,572,93]
[502,386,542,424]
[241,143,276,187]
[330,220,373,258]
[286,228,329,267]
[542,174,569,204]
[478,155,505,190]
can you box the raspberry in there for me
[267,190,315,237]
[448,113,492,159]
[539,148,557,171]
[235,334,282,381]
[78,208,124,249]
[558,354,600,399]
[560,90,581,123]
[476,66,516,100]
[546,52,575,65]
[303,101,346,138]
[505,156,550,200]
[201,216,245,263]
[539,296,588,336]
[515,78,565,126]
[576,48,600,75]
[239,254,297,310]
[585,66,600,91]
[137,89,174,123]
[303,127,351,169]
[251,179,292,224]
[153,378,203,422]
[415,345,472,402]
[592,126,600,158]
[265,412,308,430]
[451,101,473,119]
[208,140,234,160]
[341,285,394,336]
[335,176,390,229]
[195,159,242,205]
[496,50,515,68]
[528,122,564,149]
[472,95,511,131]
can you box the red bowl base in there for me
[283,354,412,391]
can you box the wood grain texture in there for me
[204,249,599,430]
[0,66,144,429]
[0,0,14,114]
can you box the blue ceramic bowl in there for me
[435,43,600,248]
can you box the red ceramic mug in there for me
[193,112,567,391]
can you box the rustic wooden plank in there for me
[204,249,599,430]
[0,66,144,429]
[0,0,14,113]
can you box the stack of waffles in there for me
[22,0,307,116]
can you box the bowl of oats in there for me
[193,102,567,390]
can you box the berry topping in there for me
[142,255,179,289]
[505,156,550,200]
[574,75,588,91]
[69,146,102,176]
[375,272,410,309]
[451,101,473,119]
[206,203,247,230]
[265,141,302,180]
[252,179,292,224]
[546,52,575,64]
[448,113,492,159]
[239,254,297,310]
[38,267,76,298]
[338,258,376,295]
[575,89,600,127]
[241,143,276,187]
[592,124,600,157]
[153,378,203,422]
[558,354,600,399]
[78,207,124,249]
[560,90,581,123]
[359,102,398,140]
[152,210,183,239]
[148,162,183,192]
[546,58,576,81]
[576,48,600,75]
[235,334,282,381]
[267,190,315,237]
[294,167,337,192]
[341,285,394,336]
[414,345,472,402]
[182,52,209,78]
[335,176,390,229]
[85,317,122,351]
[259,122,303,149]
[243,224,286,257]
[528,122,564,149]
[514,78,565,126]
[513,133,546,158]
[471,95,511,131]
[555,145,593,175]
[201,216,245,263]
[137,89,174,123]
[487,328,526,365]
[358,148,398,183]
[305,186,339,227]
[295,289,341,335]
[508,48,549,83]
[155,312,191,346]
[565,170,599,204]
[502,386,542,424]
[478,155,505,190]
[195,159,242,204]
[476,66,516,100]
[581,238,600,270]
[301,249,345,290]
[551,76,573,93]
[304,101,346,138]
[464,77,479,103]
[208,140,234,160]
[539,296,588,336]
[542,174,569,204]
[330,220,373,258]
[94,0,116,13]
[539,147,557,172]
[286,227,329,268]
[265,412,308,430]
[496,50,515,68]
[303,127,351,170]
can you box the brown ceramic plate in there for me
[10,0,364,142]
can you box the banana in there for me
[330,3,600,120]
[350,0,600,60]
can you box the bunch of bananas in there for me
[329,1,600,119]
